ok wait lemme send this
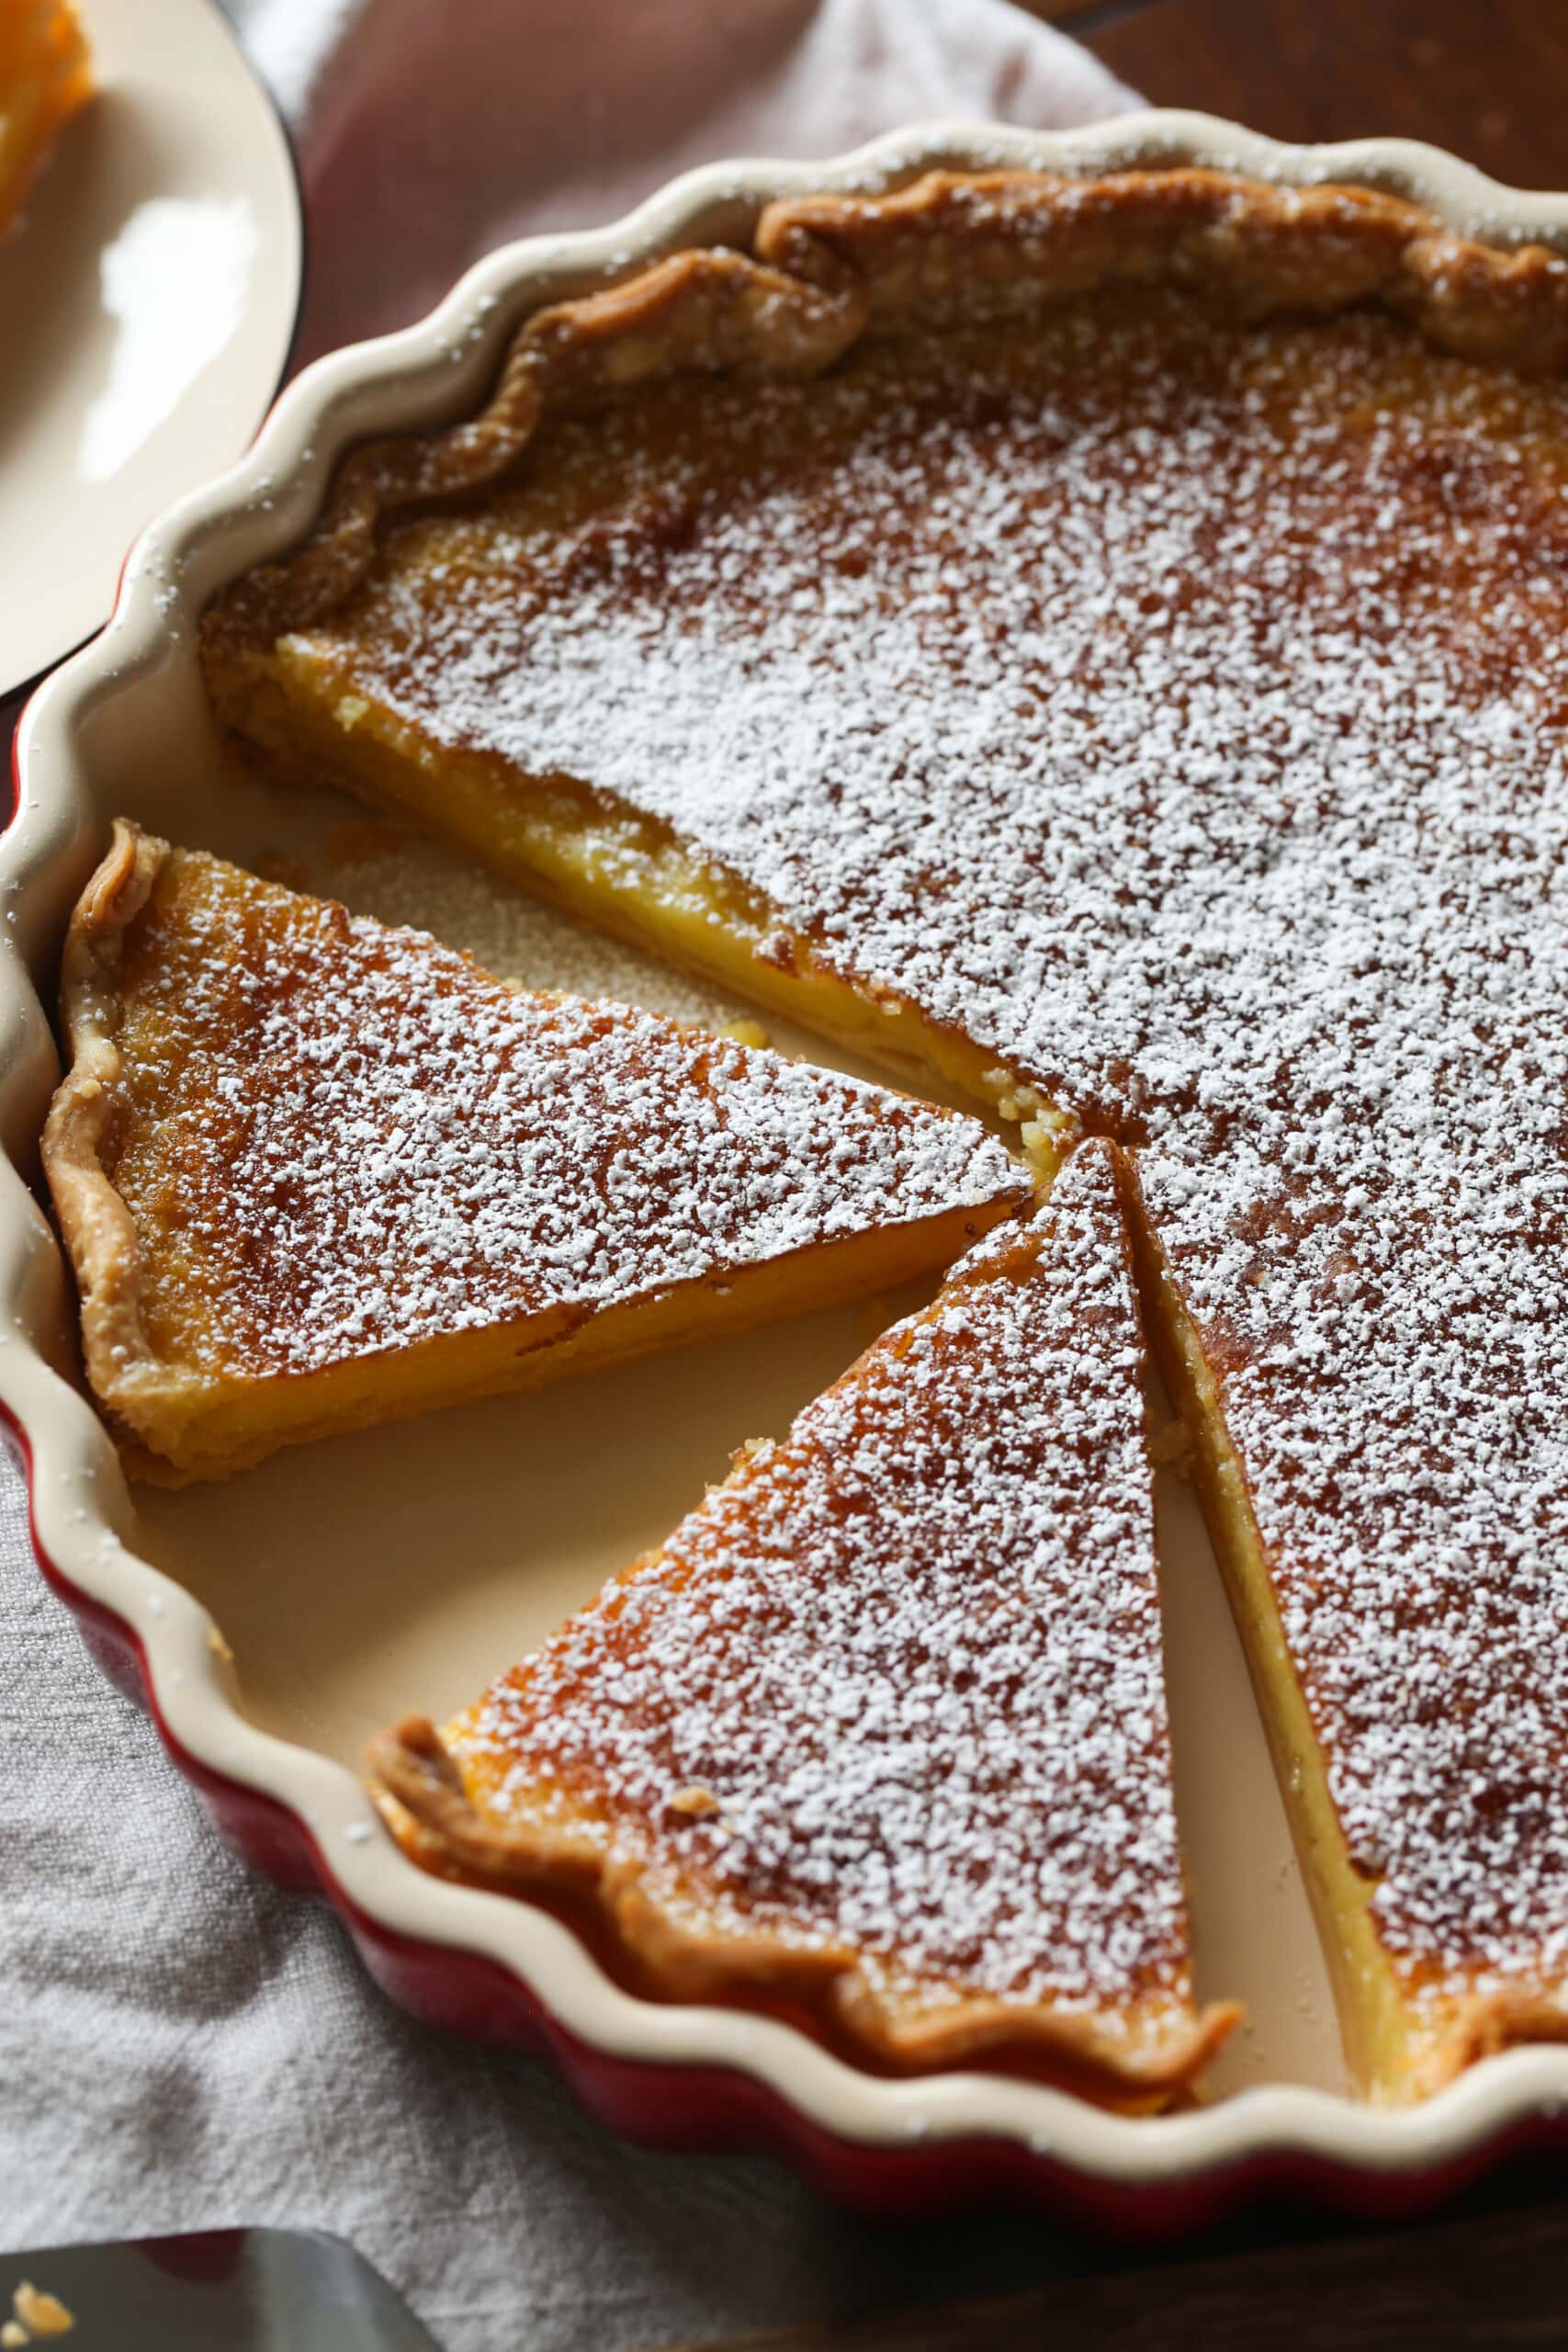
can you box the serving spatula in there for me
[0,2231,441,2350]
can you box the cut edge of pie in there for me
[368,1140,1241,2109]
[200,675,1075,1162]
[1120,1168,1568,2106]
[42,821,1031,1484]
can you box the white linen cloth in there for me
[0,7,1136,2345]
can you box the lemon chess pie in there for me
[199,165,1568,2099]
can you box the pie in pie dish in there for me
[41,820,1027,1483]
[371,1139,1237,2107]
[0,0,90,243]
[201,165,1568,2102]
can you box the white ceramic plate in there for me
[8,114,1568,2222]
[0,0,301,697]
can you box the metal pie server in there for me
[0,2231,443,2349]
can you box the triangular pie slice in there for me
[42,822,1027,1483]
[369,1140,1239,2107]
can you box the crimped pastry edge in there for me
[204,164,1568,660]
[369,1713,1238,2110]
[38,820,204,1475]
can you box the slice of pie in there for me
[42,821,1027,1483]
[370,1139,1238,2105]
[0,0,90,242]
[204,168,1568,2098]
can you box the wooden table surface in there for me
[688,2188,1568,2350]
[685,4,1568,2346]
[1071,0,1568,189]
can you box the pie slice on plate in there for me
[0,0,90,242]
[370,1139,1239,2107]
[41,822,1027,1483]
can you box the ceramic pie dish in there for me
[11,109,1568,2226]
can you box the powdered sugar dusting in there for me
[113,848,1022,1377]
[457,1142,1188,2017]
[310,290,1568,1998]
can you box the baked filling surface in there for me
[42,822,1026,1481]
[373,1140,1237,2105]
[202,168,1568,2096]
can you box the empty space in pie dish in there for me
[96,749,1345,2102]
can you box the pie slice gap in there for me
[369,1138,1240,2107]
[41,822,1028,1483]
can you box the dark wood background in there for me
[686,3,1568,2346]
[1065,0,1568,194]
[694,2188,1568,2348]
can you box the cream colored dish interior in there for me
[10,113,1568,2189]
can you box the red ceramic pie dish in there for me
[11,111,1568,2225]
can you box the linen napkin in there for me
[236,0,1136,366]
[1,7,1136,2346]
